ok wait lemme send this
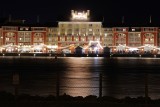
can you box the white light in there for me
[88,40,103,49]
[72,12,88,20]
[47,45,58,49]
[129,48,138,51]
[71,10,89,20]
[94,47,98,51]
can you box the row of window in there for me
[18,32,31,36]
[5,37,154,43]
[3,27,46,31]
[129,38,141,41]
[19,27,29,31]
[60,28,100,32]
[116,28,127,32]
[3,41,155,48]
[18,38,31,42]
[31,28,46,31]
[48,28,158,32]
[3,27,17,31]
[5,38,42,42]
[60,24,101,28]
[49,28,136,33]
[3,34,155,40]
[143,28,156,31]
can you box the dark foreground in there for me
[0,92,160,107]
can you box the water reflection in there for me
[60,57,100,96]
[0,57,160,99]
[103,73,146,98]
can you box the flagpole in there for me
[149,15,152,24]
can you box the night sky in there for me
[0,0,160,25]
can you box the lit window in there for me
[138,34,141,37]
[25,28,29,30]
[123,29,126,31]
[89,29,92,31]
[26,33,29,35]
[20,28,23,30]
[6,38,9,41]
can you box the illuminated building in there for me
[0,28,2,46]
[48,10,103,54]
[0,10,160,54]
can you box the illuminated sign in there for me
[71,10,90,20]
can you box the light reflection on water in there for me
[60,57,100,96]
[0,57,160,99]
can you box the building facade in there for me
[0,10,160,54]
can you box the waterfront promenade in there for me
[0,53,159,58]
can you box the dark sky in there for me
[0,0,159,24]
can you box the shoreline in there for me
[0,53,159,58]
[0,91,159,107]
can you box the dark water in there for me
[0,56,160,99]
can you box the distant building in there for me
[0,28,2,46]
[0,10,160,54]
